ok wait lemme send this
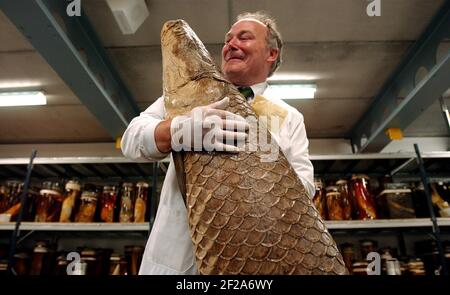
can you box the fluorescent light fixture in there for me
[266,82,317,100]
[106,0,149,35]
[0,91,47,107]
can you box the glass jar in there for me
[312,178,327,220]
[30,242,54,275]
[119,183,134,223]
[336,179,352,220]
[415,240,441,275]
[22,189,38,222]
[2,181,23,215]
[75,191,98,222]
[124,245,144,275]
[109,253,128,275]
[80,249,99,275]
[351,175,377,220]
[134,182,149,223]
[340,243,354,274]
[13,251,31,275]
[386,258,402,275]
[0,185,8,213]
[59,180,81,222]
[100,186,118,223]
[376,185,415,219]
[352,261,368,276]
[360,239,377,260]
[407,258,426,275]
[411,182,433,218]
[55,253,68,275]
[0,260,8,274]
[35,189,63,222]
[325,186,344,220]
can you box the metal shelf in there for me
[326,218,450,229]
[1,218,449,231]
[326,218,430,229]
[0,222,150,231]
[1,152,449,179]
[0,152,449,165]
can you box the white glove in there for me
[170,97,248,152]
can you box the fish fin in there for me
[173,151,187,205]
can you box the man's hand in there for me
[170,97,248,152]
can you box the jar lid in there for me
[81,250,96,256]
[352,174,370,180]
[377,189,412,196]
[103,185,117,192]
[81,191,97,200]
[125,245,145,253]
[408,261,424,267]
[14,252,30,259]
[336,179,348,185]
[326,192,341,197]
[39,189,61,196]
[66,180,81,191]
[33,243,49,253]
[360,239,376,246]
[136,182,149,188]
[384,183,410,190]
[110,253,121,260]
[122,182,134,188]
[325,186,339,192]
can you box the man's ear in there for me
[267,48,279,63]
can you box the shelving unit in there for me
[1,151,449,180]
[1,218,450,231]
[1,151,449,274]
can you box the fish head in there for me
[161,20,229,117]
[161,20,217,93]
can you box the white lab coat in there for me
[121,82,315,275]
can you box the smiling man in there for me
[222,17,279,86]
[120,11,314,275]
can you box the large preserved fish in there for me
[161,19,347,275]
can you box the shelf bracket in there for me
[390,157,415,176]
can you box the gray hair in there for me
[236,11,283,77]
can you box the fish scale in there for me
[161,19,348,275]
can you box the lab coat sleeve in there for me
[287,112,315,199]
[121,97,170,161]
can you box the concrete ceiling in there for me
[0,0,448,144]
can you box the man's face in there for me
[221,19,277,86]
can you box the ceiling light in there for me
[106,0,149,35]
[0,91,47,107]
[266,82,317,100]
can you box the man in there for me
[121,11,314,275]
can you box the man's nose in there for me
[226,37,239,50]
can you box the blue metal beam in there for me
[0,0,140,139]
[351,1,450,153]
